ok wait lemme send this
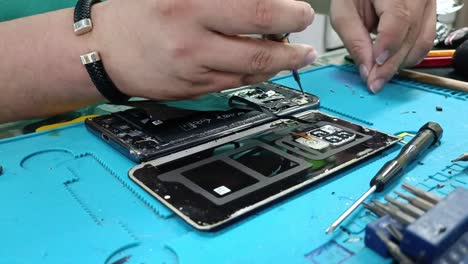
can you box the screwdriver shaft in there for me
[363,202,386,217]
[385,195,425,218]
[376,231,415,264]
[292,70,305,95]
[372,200,416,225]
[401,183,441,204]
[386,224,404,242]
[394,191,434,211]
[325,185,377,234]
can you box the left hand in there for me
[330,0,436,93]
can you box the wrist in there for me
[0,7,106,122]
[89,0,128,94]
[74,0,131,103]
[34,8,103,101]
[42,8,104,101]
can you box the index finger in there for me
[198,0,315,35]
[372,0,424,65]
[331,0,374,82]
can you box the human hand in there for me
[330,0,436,93]
[88,0,316,100]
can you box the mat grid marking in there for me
[66,162,152,240]
[422,164,468,195]
[319,106,374,126]
[79,152,171,219]
[117,221,139,242]
[64,179,103,226]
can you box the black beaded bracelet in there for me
[74,0,130,104]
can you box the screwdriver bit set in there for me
[364,183,468,263]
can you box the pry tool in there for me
[325,122,443,234]
[263,34,305,95]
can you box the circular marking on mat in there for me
[20,149,75,170]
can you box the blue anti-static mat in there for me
[0,65,467,264]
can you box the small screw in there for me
[437,226,447,234]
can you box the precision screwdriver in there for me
[325,122,443,234]
[263,34,305,95]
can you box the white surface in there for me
[289,14,343,54]
[290,0,463,53]
[289,14,327,54]
[213,186,231,196]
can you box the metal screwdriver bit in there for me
[386,224,404,242]
[401,183,441,204]
[372,199,416,225]
[376,230,415,264]
[452,153,468,162]
[363,202,386,217]
[372,199,399,212]
[394,191,434,211]
[385,195,425,218]
[326,185,377,234]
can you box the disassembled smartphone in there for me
[85,82,320,162]
[86,82,400,231]
[129,111,400,231]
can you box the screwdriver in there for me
[263,34,305,95]
[325,122,443,234]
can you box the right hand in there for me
[89,0,317,100]
[330,0,436,93]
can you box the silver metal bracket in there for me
[74,18,93,35]
[80,51,101,65]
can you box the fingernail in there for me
[304,49,317,65]
[309,7,315,25]
[376,50,390,65]
[359,65,369,81]
[369,79,385,94]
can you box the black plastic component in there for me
[453,40,468,79]
[370,122,443,192]
[85,82,320,162]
